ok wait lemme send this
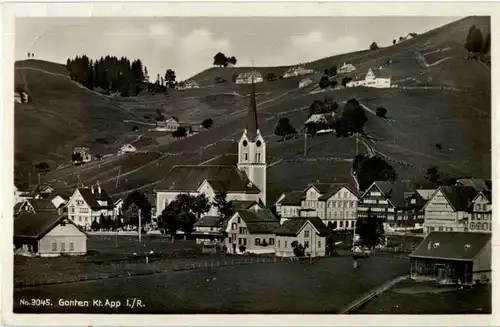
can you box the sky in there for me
[16,16,461,81]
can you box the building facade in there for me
[283,65,314,78]
[337,62,356,74]
[66,184,115,229]
[468,191,492,233]
[274,217,330,257]
[320,184,359,230]
[346,68,391,88]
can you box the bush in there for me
[132,125,139,132]
[173,127,187,138]
[341,76,352,87]
[239,245,246,253]
[201,118,213,129]
[376,107,387,118]
[370,42,379,50]
[274,117,297,137]
[319,75,331,89]
[266,73,277,81]
[35,162,50,172]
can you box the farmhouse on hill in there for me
[118,143,137,155]
[235,71,263,84]
[14,212,88,257]
[155,80,267,217]
[72,147,92,163]
[410,232,491,285]
[14,91,29,104]
[156,117,181,132]
[274,216,330,257]
[177,80,200,90]
[346,68,391,88]
[337,62,356,74]
[299,77,313,88]
[66,184,115,229]
[283,64,314,79]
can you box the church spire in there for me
[246,72,258,141]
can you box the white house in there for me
[468,191,492,233]
[235,71,263,84]
[177,80,200,90]
[275,190,303,224]
[118,144,137,155]
[299,78,313,88]
[66,184,115,229]
[318,183,359,230]
[156,117,181,132]
[304,112,336,126]
[274,216,330,257]
[155,81,267,216]
[283,65,314,79]
[73,147,92,163]
[113,198,124,218]
[337,62,356,74]
[346,68,391,88]
[14,91,29,104]
[225,209,279,254]
[422,186,477,235]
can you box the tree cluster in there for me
[213,52,237,67]
[308,97,339,117]
[324,65,338,77]
[91,214,120,231]
[122,191,153,226]
[465,25,489,54]
[319,75,338,89]
[370,42,379,50]
[173,126,189,138]
[341,76,352,87]
[291,240,308,258]
[212,190,234,219]
[274,117,297,137]
[332,98,367,137]
[353,154,398,191]
[158,193,211,237]
[355,212,385,249]
[376,107,387,118]
[266,72,277,82]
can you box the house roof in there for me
[455,178,490,192]
[229,200,260,210]
[305,113,336,125]
[14,212,87,239]
[319,183,359,201]
[155,165,261,194]
[410,232,491,261]
[194,215,225,228]
[416,189,436,201]
[278,190,304,206]
[306,182,337,195]
[274,217,330,237]
[438,186,477,211]
[236,209,279,234]
[366,181,415,208]
[29,199,57,211]
[473,190,492,203]
[237,71,263,79]
[78,187,113,209]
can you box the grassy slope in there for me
[16,16,491,203]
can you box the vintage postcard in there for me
[1,1,498,326]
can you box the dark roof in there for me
[306,183,337,194]
[236,209,279,234]
[438,186,477,211]
[194,216,225,228]
[30,199,57,211]
[246,79,258,141]
[155,165,261,194]
[278,190,304,205]
[14,212,87,239]
[274,217,330,237]
[78,187,113,209]
[14,202,23,215]
[229,200,260,210]
[367,181,415,208]
[455,179,489,192]
[410,232,491,261]
[319,183,359,200]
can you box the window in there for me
[239,227,243,234]
[255,238,260,246]
[244,153,248,161]
[71,207,75,213]
[243,227,247,234]
[237,216,241,224]
[339,221,343,228]
[51,242,57,251]
[351,211,356,218]
[238,238,243,245]
[79,216,82,222]
[232,234,236,241]
[85,217,88,222]
[318,240,321,248]
[370,191,381,196]
[285,241,288,248]
[269,238,275,245]
[243,238,247,246]
[278,240,281,247]
[346,221,350,228]
[304,241,309,248]
[304,230,310,238]
[61,242,66,251]
[256,153,261,163]
[232,223,237,230]
[482,204,487,211]
[438,227,444,231]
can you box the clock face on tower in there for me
[256,140,261,147]
[243,140,248,147]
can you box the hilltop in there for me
[14,16,491,203]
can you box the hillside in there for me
[14,16,491,203]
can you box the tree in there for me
[319,75,331,89]
[201,118,214,129]
[159,202,181,236]
[227,56,237,65]
[191,194,211,221]
[325,233,336,256]
[370,42,379,50]
[330,80,338,89]
[123,202,140,226]
[465,25,484,54]
[123,190,152,224]
[291,241,307,258]
[426,165,440,183]
[266,72,277,81]
[352,155,398,191]
[213,52,227,67]
[335,98,367,136]
[213,190,234,219]
[173,126,187,138]
[309,100,326,117]
[355,213,385,249]
[393,39,396,45]
[341,76,352,87]
[239,245,246,253]
[274,117,297,137]
[376,107,387,118]
[435,143,442,151]
[91,219,100,231]
[165,69,176,88]
[324,65,337,76]
[323,96,339,112]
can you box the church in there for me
[154,81,267,217]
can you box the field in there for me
[14,235,410,314]
[356,279,491,314]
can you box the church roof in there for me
[246,79,259,141]
[155,165,261,194]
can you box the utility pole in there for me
[37,173,40,186]
[115,166,121,189]
[200,146,203,162]
[304,128,308,157]
[28,172,31,188]
[138,208,142,243]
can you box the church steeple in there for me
[246,76,258,141]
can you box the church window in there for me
[256,153,261,162]
[242,140,248,147]
[256,140,262,147]
[255,238,261,246]
[244,153,248,161]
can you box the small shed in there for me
[409,232,491,285]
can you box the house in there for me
[304,112,336,126]
[225,208,279,254]
[468,191,492,233]
[66,183,115,229]
[73,147,92,163]
[346,68,391,88]
[113,198,124,218]
[357,181,417,230]
[155,81,267,216]
[14,211,88,257]
[337,62,356,74]
[274,216,330,257]
[156,117,181,132]
[299,77,313,88]
[275,190,303,223]
[192,215,227,244]
[301,183,337,221]
[235,71,263,84]
[118,144,137,155]
[177,80,199,90]
[14,91,29,104]
[14,198,60,217]
[283,65,314,78]
[230,200,263,211]
[410,232,491,285]
[422,185,477,235]
[319,183,359,230]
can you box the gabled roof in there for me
[194,215,226,228]
[237,71,263,79]
[235,209,279,234]
[472,190,492,203]
[319,183,359,201]
[362,181,414,208]
[229,200,261,210]
[437,186,477,212]
[274,217,330,237]
[410,232,491,261]
[14,212,87,239]
[29,199,58,211]
[77,187,113,209]
[277,190,304,206]
[416,189,436,201]
[155,165,261,194]
[305,182,337,195]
